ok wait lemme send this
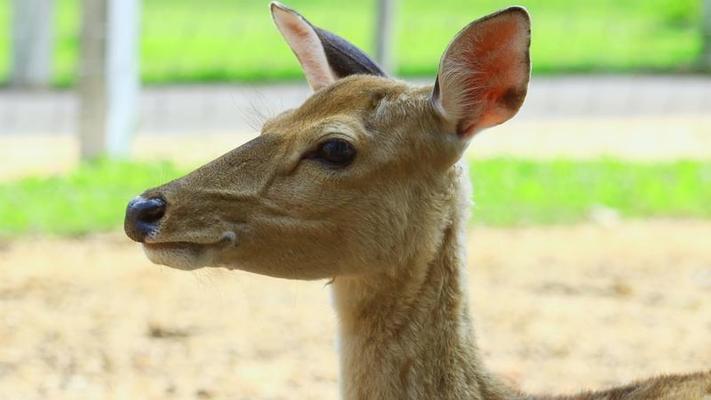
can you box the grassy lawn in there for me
[1,158,710,236]
[0,0,703,85]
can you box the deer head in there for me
[124,2,531,280]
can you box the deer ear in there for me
[270,2,385,92]
[431,7,531,139]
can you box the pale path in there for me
[1,76,711,178]
[2,76,711,134]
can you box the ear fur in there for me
[270,2,385,91]
[432,7,531,138]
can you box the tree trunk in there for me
[10,0,54,87]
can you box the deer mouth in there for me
[142,232,237,270]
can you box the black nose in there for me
[124,196,166,242]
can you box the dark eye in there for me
[310,139,356,167]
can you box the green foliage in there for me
[0,0,703,86]
[1,158,710,236]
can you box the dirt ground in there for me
[0,220,709,399]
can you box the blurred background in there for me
[0,0,710,399]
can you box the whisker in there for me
[236,89,276,132]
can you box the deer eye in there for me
[311,138,356,167]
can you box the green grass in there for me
[0,0,704,86]
[470,159,711,225]
[0,159,184,236]
[1,158,710,236]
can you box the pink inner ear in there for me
[438,11,530,138]
[272,6,335,91]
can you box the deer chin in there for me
[142,232,237,270]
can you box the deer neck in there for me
[331,171,514,400]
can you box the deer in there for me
[123,3,711,399]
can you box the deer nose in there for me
[124,196,166,242]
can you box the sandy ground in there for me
[0,220,709,399]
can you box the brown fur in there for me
[126,4,711,399]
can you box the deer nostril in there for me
[124,196,167,242]
[137,197,166,223]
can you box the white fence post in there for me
[703,0,711,69]
[79,0,140,160]
[374,0,396,75]
[10,0,54,87]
